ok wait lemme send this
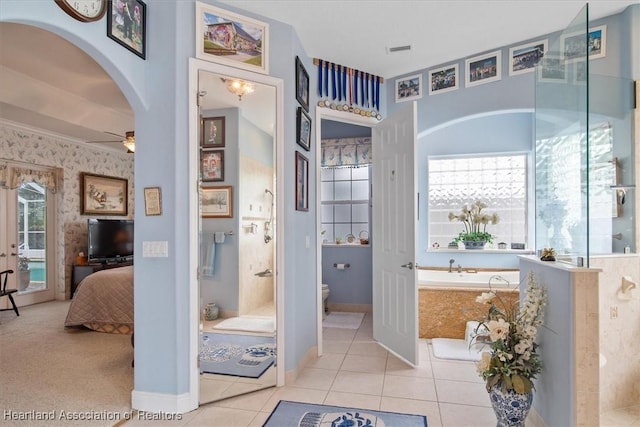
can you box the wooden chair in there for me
[0,269,20,316]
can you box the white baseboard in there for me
[131,390,197,414]
[285,345,317,385]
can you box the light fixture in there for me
[122,131,135,153]
[223,78,254,101]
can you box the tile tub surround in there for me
[418,287,519,339]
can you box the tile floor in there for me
[126,312,640,426]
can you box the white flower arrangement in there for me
[474,271,547,394]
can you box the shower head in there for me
[265,189,274,196]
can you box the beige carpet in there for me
[0,301,133,426]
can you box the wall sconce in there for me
[222,78,254,101]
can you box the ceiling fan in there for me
[86,131,135,153]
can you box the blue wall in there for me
[322,246,372,305]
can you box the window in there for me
[428,154,528,248]
[321,166,370,243]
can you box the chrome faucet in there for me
[448,259,455,273]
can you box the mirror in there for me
[197,69,277,404]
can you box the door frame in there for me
[188,59,285,407]
[314,108,378,356]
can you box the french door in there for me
[0,181,55,308]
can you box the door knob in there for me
[400,262,414,270]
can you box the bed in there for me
[64,265,133,334]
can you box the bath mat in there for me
[263,400,428,426]
[322,312,364,329]
[431,337,485,362]
[213,316,275,333]
[200,332,275,378]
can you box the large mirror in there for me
[197,68,277,404]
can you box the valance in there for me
[321,137,371,168]
[0,163,58,192]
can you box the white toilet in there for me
[322,284,330,319]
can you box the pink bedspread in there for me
[64,265,133,334]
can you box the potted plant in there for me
[472,271,547,426]
[18,256,30,291]
[449,200,500,249]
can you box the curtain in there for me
[0,163,58,192]
[321,137,371,167]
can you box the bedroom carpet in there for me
[0,300,133,426]
[200,332,276,378]
[263,400,428,427]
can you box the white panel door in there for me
[372,102,418,365]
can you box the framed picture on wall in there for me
[295,56,310,112]
[195,2,269,74]
[509,39,547,76]
[465,50,501,87]
[201,116,225,147]
[561,25,606,62]
[201,149,225,182]
[106,0,147,59]
[143,187,162,216]
[201,185,233,218]
[295,151,309,212]
[395,73,422,102]
[296,107,311,151]
[428,64,458,95]
[80,173,128,215]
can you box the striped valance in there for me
[321,137,371,167]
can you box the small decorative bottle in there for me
[205,303,219,321]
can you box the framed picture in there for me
[201,149,225,182]
[144,187,162,216]
[295,56,310,112]
[561,25,606,62]
[80,173,128,216]
[428,64,458,95]
[195,2,269,74]
[466,50,501,87]
[296,107,311,151]
[295,151,309,212]
[106,0,146,59]
[537,56,567,83]
[202,185,233,218]
[395,74,422,102]
[201,116,225,147]
[509,39,547,76]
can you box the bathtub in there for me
[418,268,520,339]
[418,269,520,289]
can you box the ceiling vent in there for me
[387,44,412,54]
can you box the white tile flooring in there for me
[125,311,640,426]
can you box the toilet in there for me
[322,284,330,319]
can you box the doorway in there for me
[315,110,375,356]
[0,165,56,308]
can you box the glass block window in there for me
[428,154,528,248]
[321,165,370,243]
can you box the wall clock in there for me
[54,0,107,22]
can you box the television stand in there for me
[71,260,133,298]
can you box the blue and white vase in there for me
[489,386,533,427]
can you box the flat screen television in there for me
[87,219,134,264]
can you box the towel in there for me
[201,233,216,276]
[214,232,226,244]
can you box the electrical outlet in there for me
[610,305,618,319]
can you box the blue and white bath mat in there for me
[200,332,276,378]
[263,400,428,427]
